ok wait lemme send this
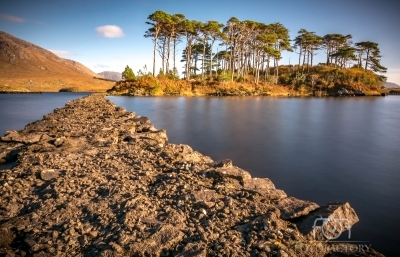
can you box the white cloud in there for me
[95,25,124,38]
[94,64,110,68]
[0,13,25,23]
[48,50,72,56]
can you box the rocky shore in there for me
[0,94,384,256]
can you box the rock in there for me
[54,137,65,147]
[129,224,184,256]
[0,142,23,163]
[214,166,252,182]
[191,190,222,203]
[211,159,232,168]
[24,237,36,247]
[40,169,60,181]
[295,202,359,241]
[176,243,207,257]
[1,130,41,144]
[244,178,287,200]
[275,196,320,219]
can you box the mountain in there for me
[0,31,113,92]
[98,71,122,81]
[384,82,400,88]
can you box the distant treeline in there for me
[143,10,386,87]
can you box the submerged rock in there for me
[0,94,384,257]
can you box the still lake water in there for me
[1,93,399,255]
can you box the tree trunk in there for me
[173,37,176,69]
[364,49,370,70]
[161,37,166,73]
[152,31,158,77]
[209,40,215,80]
[202,40,206,80]
[166,36,171,74]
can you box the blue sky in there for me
[1,0,399,84]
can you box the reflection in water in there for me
[0,94,399,255]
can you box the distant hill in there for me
[0,31,113,92]
[384,82,400,88]
[98,71,122,81]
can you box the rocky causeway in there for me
[0,94,384,256]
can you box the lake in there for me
[1,93,399,255]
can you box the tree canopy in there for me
[144,10,386,88]
[122,65,135,80]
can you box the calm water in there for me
[1,94,399,255]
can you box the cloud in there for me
[0,14,25,23]
[48,50,72,56]
[94,64,110,68]
[95,25,124,38]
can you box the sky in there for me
[1,0,399,84]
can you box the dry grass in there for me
[0,74,114,92]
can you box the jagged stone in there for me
[0,130,41,144]
[275,196,320,220]
[244,178,287,200]
[295,202,359,241]
[214,166,252,182]
[0,142,23,163]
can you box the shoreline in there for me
[0,94,384,256]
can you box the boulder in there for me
[275,196,320,219]
[213,166,252,182]
[243,178,287,200]
[295,202,359,241]
[1,130,41,144]
[0,142,23,163]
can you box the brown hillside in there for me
[0,31,113,92]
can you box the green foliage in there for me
[168,67,180,80]
[217,70,231,82]
[122,65,136,81]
